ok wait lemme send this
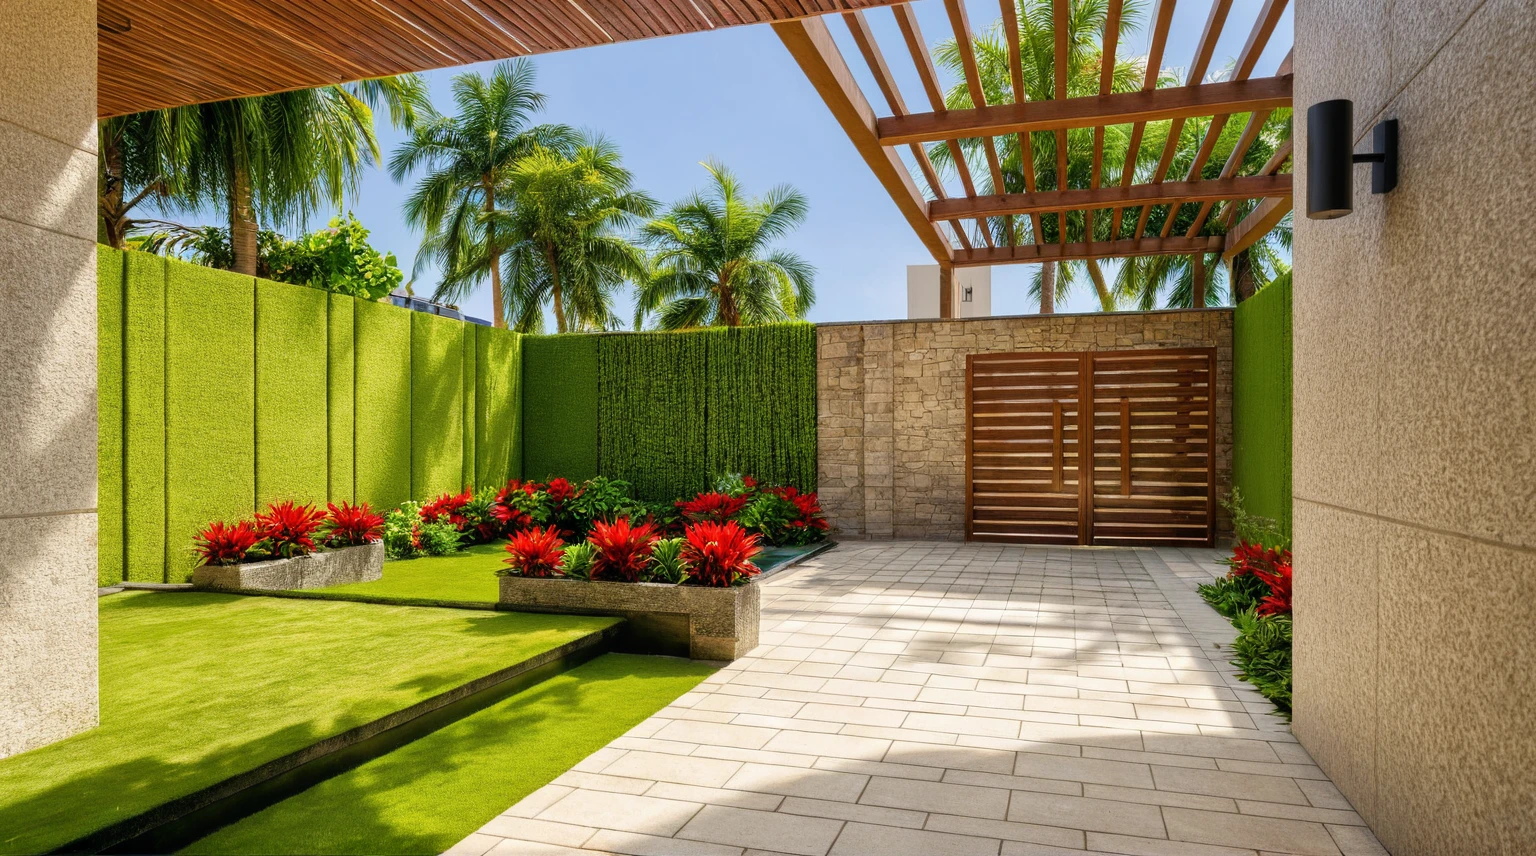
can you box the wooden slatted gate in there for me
[966,348,1216,546]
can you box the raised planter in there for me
[498,576,759,661]
[192,542,384,592]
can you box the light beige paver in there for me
[454,542,1385,856]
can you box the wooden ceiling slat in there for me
[930,174,1291,220]
[1222,195,1290,261]
[1109,0,1175,240]
[999,0,1043,244]
[1216,136,1291,230]
[774,16,954,263]
[1086,0,1124,244]
[877,76,1292,145]
[954,235,1224,267]
[945,0,1013,247]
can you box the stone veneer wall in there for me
[1291,1,1535,852]
[817,309,1233,541]
[0,1,99,758]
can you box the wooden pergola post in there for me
[939,264,955,318]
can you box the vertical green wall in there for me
[705,324,818,492]
[598,332,709,501]
[98,249,525,583]
[521,335,599,481]
[1233,277,1294,538]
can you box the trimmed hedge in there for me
[410,311,465,500]
[1233,278,1293,539]
[122,250,166,582]
[165,259,257,581]
[705,324,817,491]
[256,279,328,507]
[326,293,355,504]
[598,332,709,501]
[476,326,523,487]
[521,335,599,482]
[97,248,125,586]
[354,299,413,514]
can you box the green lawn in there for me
[181,654,714,855]
[307,543,506,604]
[0,592,617,855]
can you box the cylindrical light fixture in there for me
[1306,100,1355,219]
[1306,99,1399,220]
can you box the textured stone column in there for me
[861,325,894,539]
[0,1,99,758]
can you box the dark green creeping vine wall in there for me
[97,248,523,584]
[1232,277,1294,539]
[100,249,818,583]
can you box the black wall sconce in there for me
[1306,99,1398,220]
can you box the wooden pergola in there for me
[773,0,1294,315]
[97,0,1293,318]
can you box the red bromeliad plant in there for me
[421,488,473,530]
[255,501,327,559]
[492,479,544,533]
[681,520,762,587]
[325,501,384,546]
[502,526,567,577]
[771,486,830,541]
[194,520,262,566]
[1252,556,1293,615]
[587,516,660,582]
[677,491,750,523]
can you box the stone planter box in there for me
[193,542,384,592]
[498,576,759,661]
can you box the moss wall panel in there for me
[164,259,256,581]
[354,299,412,512]
[1233,278,1293,538]
[326,294,355,504]
[522,335,597,482]
[706,324,818,490]
[122,250,167,581]
[255,280,328,507]
[461,322,477,490]
[96,247,125,586]
[476,326,523,488]
[598,332,709,501]
[410,312,465,500]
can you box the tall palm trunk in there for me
[544,243,567,333]
[1085,259,1114,311]
[717,281,739,326]
[1232,250,1258,303]
[99,128,129,248]
[229,160,259,276]
[483,181,505,328]
[1039,262,1056,314]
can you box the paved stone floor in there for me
[451,542,1387,856]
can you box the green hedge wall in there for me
[705,324,818,492]
[598,332,709,501]
[1233,277,1294,539]
[521,335,599,482]
[98,248,526,583]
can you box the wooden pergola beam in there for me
[944,0,1012,246]
[930,174,1290,220]
[774,17,953,263]
[954,236,1224,267]
[1222,195,1291,261]
[1112,0,1177,238]
[876,75,1293,146]
[999,0,1043,242]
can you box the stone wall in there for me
[818,309,1233,542]
[1291,1,1535,852]
[0,1,99,758]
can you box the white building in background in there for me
[906,265,991,319]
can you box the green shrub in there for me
[383,502,462,559]
[1197,572,1271,618]
[1221,488,1288,550]
[647,538,686,584]
[737,492,799,546]
[565,477,635,531]
[1229,609,1293,716]
[560,542,596,581]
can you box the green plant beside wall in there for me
[1233,277,1293,539]
[522,335,599,481]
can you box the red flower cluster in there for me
[421,488,473,529]
[255,501,328,558]
[681,520,762,587]
[589,517,660,582]
[769,486,830,535]
[1228,542,1294,616]
[194,520,262,566]
[503,526,567,577]
[325,501,384,546]
[545,477,578,504]
[677,491,750,523]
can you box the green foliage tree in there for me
[389,59,578,328]
[636,161,816,329]
[479,135,656,333]
[116,77,426,276]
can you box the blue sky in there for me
[302,0,1291,324]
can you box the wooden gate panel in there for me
[966,348,1215,547]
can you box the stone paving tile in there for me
[460,542,1386,856]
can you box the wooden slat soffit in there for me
[96,0,913,117]
[778,0,1295,266]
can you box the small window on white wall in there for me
[962,286,973,303]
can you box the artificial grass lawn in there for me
[308,543,506,604]
[0,592,618,855]
[182,654,715,855]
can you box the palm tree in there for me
[932,0,1144,313]
[478,135,655,333]
[636,162,816,329]
[98,110,196,248]
[390,59,576,328]
[139,77,426,275]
